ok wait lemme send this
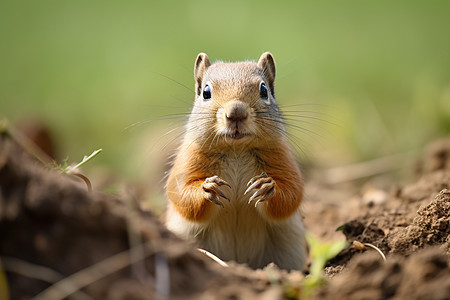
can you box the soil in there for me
[1,130,449,300]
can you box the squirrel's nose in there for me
[225,100,248,123]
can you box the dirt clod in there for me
[388,189,450,256]
[314,247,450,300]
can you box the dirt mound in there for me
[0,132,280,299]
[333,174,450,267]
[1,129,450,299]
[314,247,450,300]
[312,137,450,299]
[388,189,450,257]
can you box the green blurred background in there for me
[1,0,449,184]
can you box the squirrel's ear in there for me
[194,53,211,96]
[257,52,276,88]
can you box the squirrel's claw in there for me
[248,184,275,202]
[211,176,231,189]
[245,172,269,194]
[246,172,268,187]
[245,172,275,207]
[203,176,231,207]
[215,188,230,201]
[252,188,275,207]
[248,184,275,207]
[204,191,225,207]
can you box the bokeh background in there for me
[1,1,449,193]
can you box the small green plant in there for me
[58,148,103,174]
[56,149,103,192]
[301,233,348,298]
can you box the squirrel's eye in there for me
[260,82,269,103]
[203,84,211,100]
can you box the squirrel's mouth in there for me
[225,130,249,140]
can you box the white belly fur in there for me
[166,152,307,270]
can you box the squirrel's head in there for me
[190,52,284,149]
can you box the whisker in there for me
[150,71,194,94]
[254,119,310,157]
[256,109,335,122]
[278,103,331,109]
[279,110,332,117]
[121,109,220,132]
[124,110,218,131]
[279,113,339,127]
[256,115,325,146]
[122,115,186,132]
[254,111,339,136]
[145,125,186,157]
[200,128,218,150]
[148,115,216,154]
[211,131,221,150]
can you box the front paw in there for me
[244,172,275,207]
[203,176,231,207]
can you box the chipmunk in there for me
[165,52,307,270]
